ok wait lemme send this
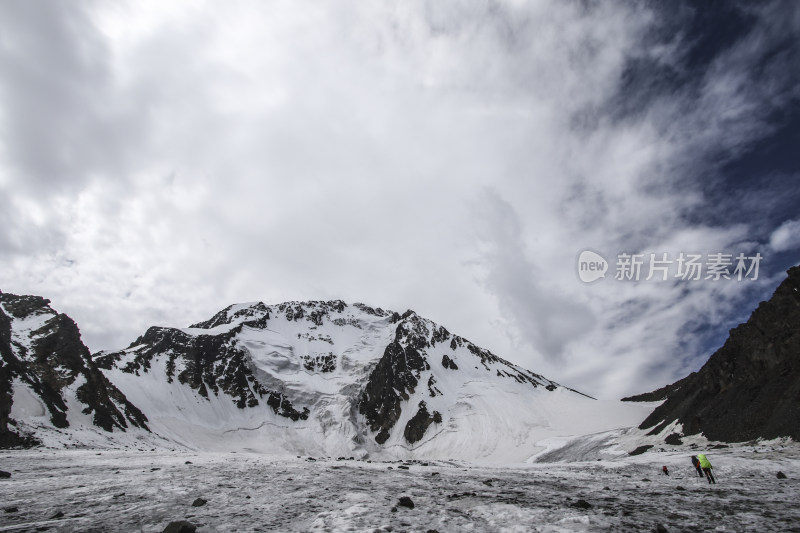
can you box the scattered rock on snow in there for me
[570,499,592,509]
[50,511,64,519]
[0,471,10,478]
[777,471,787,479]
[4,506,18,513]
[191,498,207,507]
[398,496,415,509]
[441,354,458,370]
[629,445,653,456]
[653,524,668,533]
[163,520,197,533]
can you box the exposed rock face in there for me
[621,375,691,403]
[0,292,148,447]
[358,310,563,444]
[628,266,800,442]
[441,354,458,370]
[96,303,309,420]
[359,340,429,444]
[403,401,442,444]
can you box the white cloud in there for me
[1,0,797,399]
[770,219,800,252]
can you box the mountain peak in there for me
[3,294,644,458]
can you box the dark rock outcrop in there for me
[441,354,458,370]
[630,266,800,442]
[0,292,148,447]
[621,374,692,403]
[629,445,653,456]
[403,401,442,444]
[359,340,429,444]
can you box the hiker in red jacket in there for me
[662,465,669,476]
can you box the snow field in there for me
[0,444,797,532]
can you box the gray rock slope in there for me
[625,265,800,442]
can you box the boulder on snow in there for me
[777,471,787,479]
[397,496,415,509]
[0,471,10,478]
[163,520,197,533]
[570,499,592,509]
[191,498,207,507]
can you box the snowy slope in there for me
[93,300,652,461]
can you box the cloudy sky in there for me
[1,1,799,399]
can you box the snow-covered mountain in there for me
[0,292,148,448]
[1,295,651,460]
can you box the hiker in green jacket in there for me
[697,453,716,484]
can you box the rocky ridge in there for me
[0,292,148,447]
[625,266,800,442]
